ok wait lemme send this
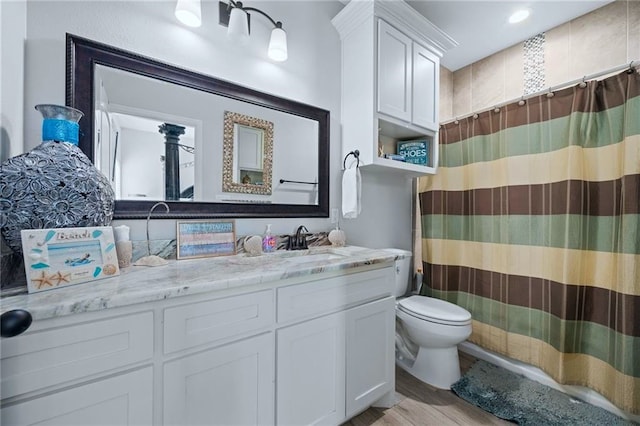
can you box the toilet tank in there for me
[383,249,412,297]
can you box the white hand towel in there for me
[342,167,361,218]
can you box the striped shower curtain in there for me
[418,69,639,414]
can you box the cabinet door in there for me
[277,312,346,426]
[412,43,439,130]
[164,333,274,426]
[377,19,412,122]
[346,297,395,418]
[0,367,152,426]
[236,124,264,170]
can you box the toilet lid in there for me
[398,296,471,325]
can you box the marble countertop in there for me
[1,246,408,321]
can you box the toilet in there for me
[386,249,472,390]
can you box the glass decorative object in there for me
[0,104,115,254]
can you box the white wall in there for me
[6,0,415,251]
[120,127,165,200]
[1,0,26,162]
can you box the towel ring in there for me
[343,150,360,169]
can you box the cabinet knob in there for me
[1,309,33,338]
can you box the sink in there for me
[283,251,347,265]
[227,249,348,266]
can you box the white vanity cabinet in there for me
[163,333,274,426]
[346,296,396,418]
[1,257,397,426]
[1,367,153,426]
[162,290,275,426]
[276,268,396,424]
[0,308,155,425]
[277,312,347,425]
[332,0,456,176]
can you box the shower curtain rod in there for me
[441,59,639,125]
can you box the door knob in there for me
[1,309,33,338]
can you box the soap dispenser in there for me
[262,224,276,253]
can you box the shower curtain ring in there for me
[627,61,635,74]
[579,76,587,88]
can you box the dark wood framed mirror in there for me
[65,33,329,219]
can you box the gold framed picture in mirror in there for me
[222,111,274,196]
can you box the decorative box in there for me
[397,139,429,165]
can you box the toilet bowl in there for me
[396,296,472,389]
[384,249,472,390]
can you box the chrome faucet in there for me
[287,225,309,250]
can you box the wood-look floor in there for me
[343,352,512,426]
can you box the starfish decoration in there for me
[51,271,71,286]
[31,271,54,289]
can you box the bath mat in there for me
[451,360,636,425]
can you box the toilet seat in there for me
[398,296,471,326]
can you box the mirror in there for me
[66,34,329,219]
[222,111,273,196]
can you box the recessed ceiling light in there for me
[508,9,530,24]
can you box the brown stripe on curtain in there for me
[421,175,640,216]
[441,70,640,144]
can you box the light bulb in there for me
[268,26,287,62]
[228,7,250,43]
[175,0,202,28]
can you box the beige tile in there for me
[545,21,571,87]
[568,0,627,80]
[629,0,640,62]
[452,64,472,118]
[439,65,454,122]
[471,51,505,112]
[504,42,524,101]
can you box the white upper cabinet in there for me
[377,20,412,122]
[333,0,456,176]
[411,43,440,131]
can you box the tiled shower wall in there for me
[439,0,640,122]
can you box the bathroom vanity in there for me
[0,246,401,425]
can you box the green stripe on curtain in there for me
[423,214,640,254]
[425,289,640,378]
[439,97,640,166]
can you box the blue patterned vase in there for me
[0,104,115,254]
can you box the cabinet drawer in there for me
[277,267,393,324]
[1,367,153,425]
[1,311,153,400]
[164,289,274,354]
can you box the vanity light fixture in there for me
[175,0,202,27]
[508,9,530,24]
[219,0,288,62]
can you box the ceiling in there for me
[405,0,614,71]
